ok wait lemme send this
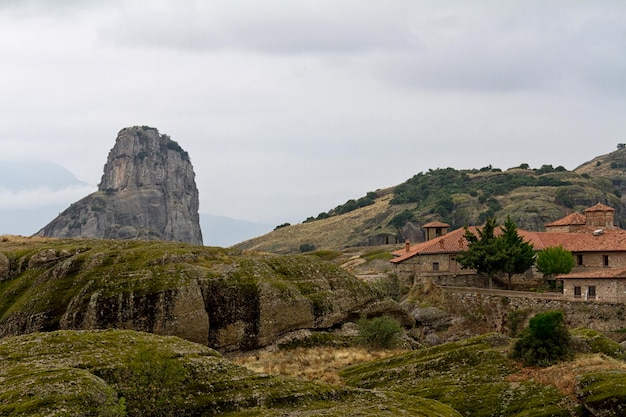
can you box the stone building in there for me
[391,203,626,300]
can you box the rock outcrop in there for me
[36,126,203,245]
[0,330,460,416]
[0,239,381,351]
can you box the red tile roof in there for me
[423,221,450,228]
[545,212,586,227]
[559,268,626,280]
[391,226,626,264]
[584,203,615,213]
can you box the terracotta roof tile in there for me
[423,221,450,228]
[391,226,626,264]
[584,203,615,213]
[545,212,587,227]
[559,268,626,279]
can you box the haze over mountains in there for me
[0,160,272,246]
[4,143,626,249]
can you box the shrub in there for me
[299,243,316,253]
[388,209,415,229]
[356,315,403,349]
[511,310,572,367]
[507,309,531,337]
[107,347,187,416]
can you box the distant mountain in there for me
[235,151,626,254]
[0,160,95,236]
[200,213,273,247]
[0,160,88,190]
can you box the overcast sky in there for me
[1,1,626,225]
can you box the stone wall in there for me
[563,278,626,302]
[440,289,626,335]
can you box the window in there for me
[603,255,609,267]
[587,286,596,300]
[574,286,581,298]
[577,254,583,266]
[435,227,442,237]
[432,262,439,272]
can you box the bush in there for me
[107,347,187,416]
[356,315,403,349]
[511,310,572,367]
[274,223,291,230]
[299,243,316,252]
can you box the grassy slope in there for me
[3,328,625,416]
[0,329,460,417]
[235,164,626,254]
[235,195,411,254]
[340,330,626,417]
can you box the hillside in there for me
[0,236,384,352]
[236,152,626,253]
[2,328,625,415]
[0,329,459,416]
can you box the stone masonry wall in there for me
[440,289,626,334]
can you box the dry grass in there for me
[508,354,626,398]
[0,235,56,249]
[233,195,411,253]
[232,346,406,385]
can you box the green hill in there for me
[0,329,460,416]
[236,150,626,253]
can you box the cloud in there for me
[0,185,96,210]
[98,1,413,54]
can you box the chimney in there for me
[405,239,411,252]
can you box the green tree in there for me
[511,310,572,367]
[536,245,575,278]
[457,217,535,288]
[356,315,403,349]
[499,216,535,288]
[456,218,506,288]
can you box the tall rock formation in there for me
[36,126,203,245]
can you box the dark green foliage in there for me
[334,194,376,215]
[388,168,572,229]
[456,217,534,285]
[456,218,503,278]
[108,348,187,416]
[536,164,555,174]
[499,217,535,284]
[299,243,316,253]
[308,192,377,221]
[388,209,415,229]
[356,315,403,349]
[274,223,291,230]
[164,141,190,161]
[511,311,573,367]
[536,245,575,278]
[507,309,531,337]
[390,168,471,205]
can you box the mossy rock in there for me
[0,239,378,350]
[0,329,460,416]
[572,328,626,359]
[577,370,626,416]
[341,333,578,417]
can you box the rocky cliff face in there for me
[36,126,203,245]
[0,238,381,351]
